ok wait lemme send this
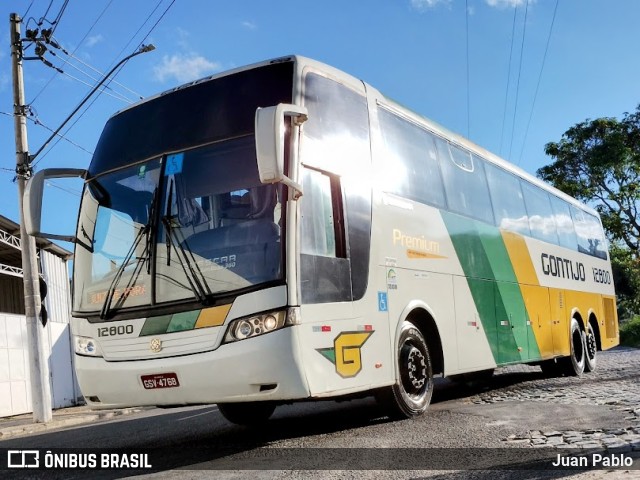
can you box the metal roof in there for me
[0,215,73,270]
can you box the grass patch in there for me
[620,315,640,348]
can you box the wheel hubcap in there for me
[403,344,427,393]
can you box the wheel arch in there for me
[395,301,444,376]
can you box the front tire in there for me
[217,402,276,426]
[377,321,434,418]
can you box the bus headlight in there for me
[74,335,102,357]
[224,310,287,343]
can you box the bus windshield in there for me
[71,60,293,317]
[74,135,283,315]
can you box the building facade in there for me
[0,215,79,417]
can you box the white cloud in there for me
[411,0,452,10]
[86,34,104,47]
[485,0,535,8]
[153,54,221,83]
[242,21,257,30]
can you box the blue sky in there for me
[1,0,639,250]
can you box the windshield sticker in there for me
[165,153,184,176]
[316,331,374,378]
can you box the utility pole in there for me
[10,13,52,423]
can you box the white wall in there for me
[0,251,79,417]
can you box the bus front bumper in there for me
[75,326,310,408]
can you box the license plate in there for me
[141,373,180,389]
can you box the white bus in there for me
[26,56,619,424]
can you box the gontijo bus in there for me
[25,55,619,424]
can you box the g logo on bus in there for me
[317,331,374,378]
[149,338,162,353]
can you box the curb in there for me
[0,408,142,440]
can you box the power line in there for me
[499,4,519,156]
[34,0,175,169]
[1,109,93,157]
[507,0,530,162]
[45,180,82,197]
[57,44,143,99]
[30,0,116,105]
[465,0,471,139]
[22,0,35,19]
[517,0,560,166]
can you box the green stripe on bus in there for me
[442,212,525,364]
[167,310,200,333]
[140,315,173,336]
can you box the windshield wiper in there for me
[162,179,211,304]
[99,222,150,320]
[162,220,212,304]
[99,187,158,320]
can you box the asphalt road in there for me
[2,348,639,479]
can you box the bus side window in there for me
[571,206,608,259]
[300,167,345,258]
[485,162,530,235]
[521,182,559,245]
[378,108,446,208]
[549,195,578,250]
[435,139,494,224]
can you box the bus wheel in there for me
[584,321,597,372]
[377,321,434,419]
[217,402,276,426]
[561,318,585,376]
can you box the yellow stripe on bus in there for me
[195,304,232,329]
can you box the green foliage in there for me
[610,245,640,320]
[620,316,640,348]
[538,106,640,318]
[538,106,640,253]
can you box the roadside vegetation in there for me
[620,315,640,348]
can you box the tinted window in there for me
[91,61,294,176]
[302,73,372,301]
[378,109,446,207]
[549,195,578,250]
[521,182,559,244]
[485,163,530,235]
[571,207,607,259]
[436,139,494,224]
[301,169,339,257]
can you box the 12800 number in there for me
[97,325,134,337]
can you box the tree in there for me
[538,106,640,318]
[539,106,640,254]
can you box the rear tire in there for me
[376,321,434,419]
[584,320,597,372]
[560,318,585,376]
[217,402,276,426]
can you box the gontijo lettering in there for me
[541,253,586,282]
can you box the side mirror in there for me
[24,168,87,242]
[255,103,308,199]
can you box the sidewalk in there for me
[0,405,143,440]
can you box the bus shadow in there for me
[1,367,575,478]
